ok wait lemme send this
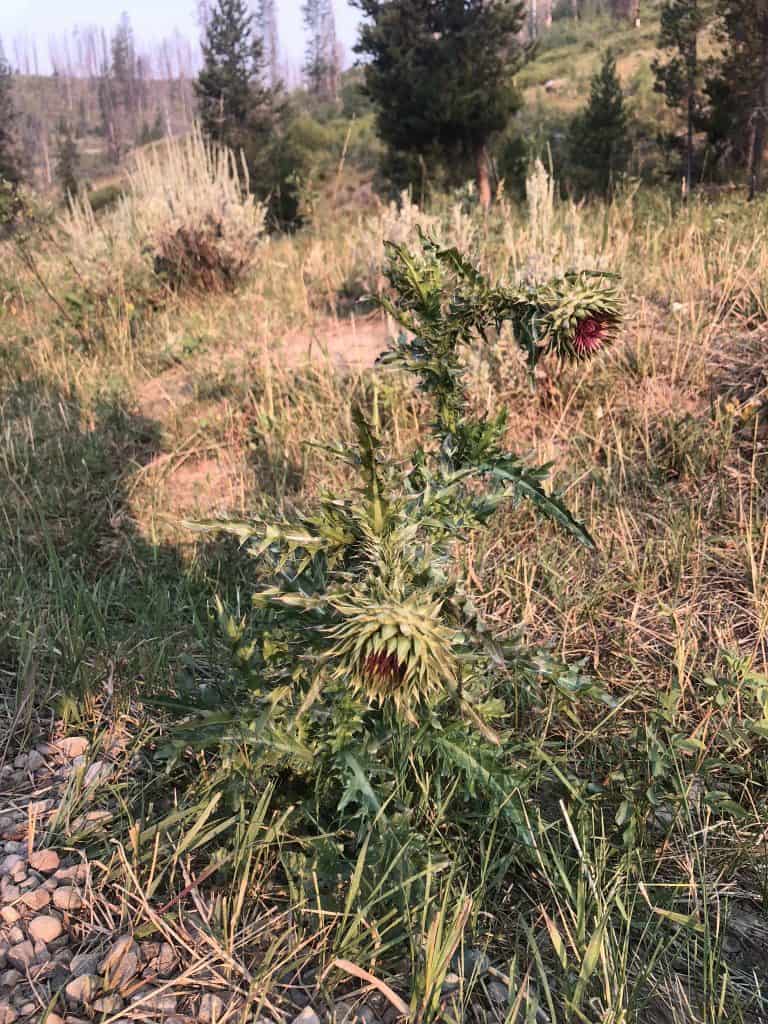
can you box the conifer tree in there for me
[354,0,526,208]
[195,0,273,153]
[651,0,705,195]
[55,119,81,201]
[705,0,768,198]
[0,45,21,189]
[568,50,631,196]
[303,0,339,101]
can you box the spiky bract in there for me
[326,594,457,716]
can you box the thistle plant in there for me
[161,236,621,844]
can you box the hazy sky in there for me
[0,0,362,74]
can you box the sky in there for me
[0,0,363,76]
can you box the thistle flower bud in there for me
[327,595,458,714]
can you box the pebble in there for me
[131,990,177,1013]
[28,850,59,874]
[92,995,124,1013]
[20,888,50,912]
[0,1004,17,1024]
[52,888,83,912]
[70,953,99,978]
[6,928,24,946]
[199,993,226,1022]
[99,936,140,992]
[0,971,21,988]
[64,974,100,1005]
[143,942,176,978]
[54,737,89,759]
[25,751,45,773]
[7,941,34,972]
[0,856,25,877]
[28,915,63,943]
[292,1008,321,1024]
[54,865,87,884]
[487,980,509,1006]
[0,909,19,926]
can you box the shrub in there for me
[155,237,621,867]
[124,127,267,291]
[61,127,266,301]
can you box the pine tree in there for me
[195,0,273,152]
[354,0,526,208]
[111,13,138,116]
[303,0,339,101]
[257,0,280,87]
[651,0,705,195]
[0,44,21,189]
[705,0,768,198]
[55,119,80,201]
[568,50,631,196]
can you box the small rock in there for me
[143,942,176,978]
[7,928,24,947]
[28,850,59,875]
[54,737,89,759]
[0,971,21,988]
[52,888,82,912]
[43,1016,63,1024]
[0,856,25,877]
[7,942,34,972]
[28,915,63,943]
[131,990,177,1013]
[0,904,19,924]
[25,751,45,773]
[199,993,226,1022]
[42,879,59,893]
[99,936,140,993]
[65,974,100,1006]
[441,972,461,994]
[13,755,27,770]
[17,1005,35,1018]
[292,1008,320,1024]
[487,980,508,1006]
[70,953,99,977]
[54,865,88,884]
[0,880,20,900]
[21,889,50,912]
[0,1003,17,1024]
[92,995,124,1013]
[33,938,49,958]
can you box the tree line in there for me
[1,0,768,222]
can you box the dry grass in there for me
[1,171,767,1021]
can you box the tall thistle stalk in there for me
[160,235,621,838]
